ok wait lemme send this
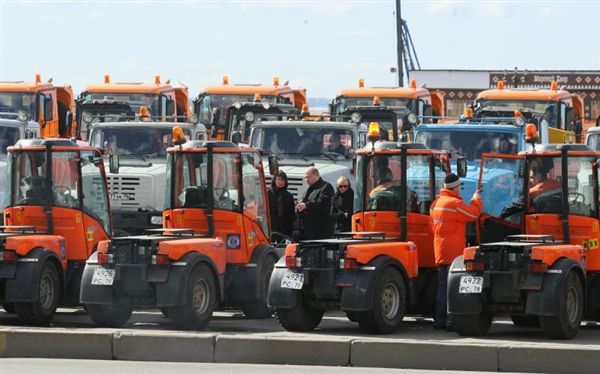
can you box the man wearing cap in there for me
[430,173,482,330]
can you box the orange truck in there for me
[0,74,75,139]
[473,80,584,143]
[80,136,281,329]
[331,78,445,136]
[448,133,599,339]
[193,76,307,140]
[268,125,464,334]
[1,138,113,325]
[76,75,190,140]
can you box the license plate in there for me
[91,268,115,286]
[281,271,304,290]
[110,193,133,201]
[459,275,483,294]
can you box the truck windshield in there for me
[475,100,559,126]
[415,130,519,160]
[251,127,354,158]
[0,126,20,155]
[82,93,160,115]
[0,92,36,118]
[89,127,191,157]
[201,94,277,126]
[587,133,600,152]
[333,97,415,115]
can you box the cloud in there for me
[423,0,461,16]
[472,1,509,19]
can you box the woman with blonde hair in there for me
[331,176,354,232]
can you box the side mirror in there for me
[268,155,279,176]
[211,108,221,129]
[518,159,526,178]
[210,126,219,138]
[457,157,467,177]
[351,157,357,176]
[109,154,120,174]
[166,99,175,116]
[65,111,73,137]
[231,130,242,144]
[44,96,54,121]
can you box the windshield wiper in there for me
[277,152,308,162]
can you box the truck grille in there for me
[265,175,304,201]
[107,175,154,209]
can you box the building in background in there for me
[410,70,600,122]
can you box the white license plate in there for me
[459,275,483,294]
[281,271,304,290]
[91,268,115,286]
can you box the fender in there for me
[80,251,113,304]
[5,248,63,302]
[225,244,278,305]
[526,258,585,316]
[447,255,484,315]
[267,257,299,309]
[155,252,224,307]
[340,256,411,311]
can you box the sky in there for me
[0,0,599,99]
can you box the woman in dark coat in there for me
[331,176,354,232]
[268,171,295,238]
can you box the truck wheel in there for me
[276,291,324,331]
[160,307,171,318]
[15,261,60,325]
[345,311,357,322]
[243,256,276,319]
[453,313,493,336]
[356,267,406,334]
[540,270,583,339]
[169,264,216,330]
[511,315,540,327]
[2,303,15,314]
[87,303,133,327]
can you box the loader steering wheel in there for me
[568,192,585,204]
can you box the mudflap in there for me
[155,252,224,307]
[267,257,299,309]
[448,255,483,315]
[526,259,584,317]
[340,257,410,312]
[225,245,278,306]
[5,248,62,303]
[80,252,113,305]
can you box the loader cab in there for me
[163,140,271,264]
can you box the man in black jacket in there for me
[296,166,334,240]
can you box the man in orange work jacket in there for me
[430,173,482,330]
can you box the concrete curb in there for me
[1,328,599,373]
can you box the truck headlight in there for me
[351,112,361,123]
[188,113,199,124]
[245,111,255,122]
[407,113,418,125]
[17,111,29,122]
[515,116,525,126]
[150,216,163,225]
[82,112,93,124]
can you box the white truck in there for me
[249,121,361,201]
[87,120,206,235]
[0,115,40,211]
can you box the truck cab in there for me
[77,75,190,140]
[194,76,307,140]
[1,138,112,324]
[585,126,600,151]
[0,74,75,139]
[87,120,206,235]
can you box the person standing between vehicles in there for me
[331,176,354,232]
[268,171,295,238]
[430,173,482,331]
[296,166,334,240]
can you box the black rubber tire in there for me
[168,264,216,330]
[242,256,276,319]
[345,311,358,323]
[356,267,406,334]
[511,314,540,327]
[453,313,493,336]
[540,270,584,339]
[276,291,324,331]
[87,303,133,327]
[15,261,60,325]
[2,303,15,314]
[160,307,171,318]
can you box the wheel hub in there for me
[381,283,400,319]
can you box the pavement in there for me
[1,309,599,373]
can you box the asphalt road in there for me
[0,359,528,374]
[1,307,600,346]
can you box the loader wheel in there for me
[356,267,406,334]
[276,291,324,331]
[345,311,358,322]
[2,303,15,314]
[169,264,216,330]
[243,256,276,319]
[15,261,60,325]
[453,313,493,336]
[511,315,540,327]
[540,270,583,339]
[87,303,132,327]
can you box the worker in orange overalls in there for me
[430,173,482,330]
